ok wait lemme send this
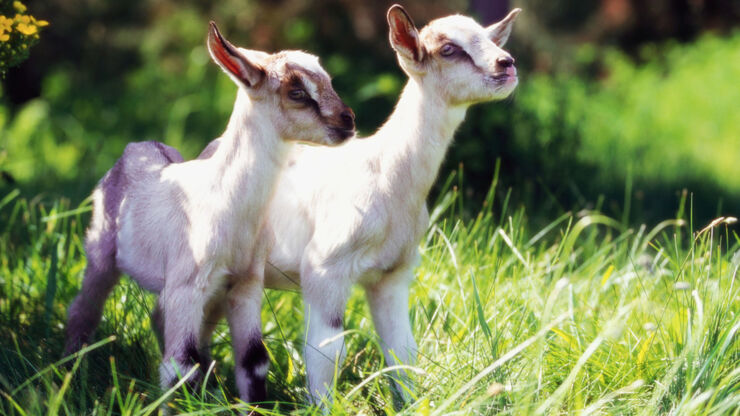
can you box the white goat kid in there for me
[64,22,355,402]
[260,5,521,405]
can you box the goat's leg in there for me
[226,278,267,403]
[199,300,225,367]
[302,265,351,406]
[365,266,418,405]
[64,239,120,356]
[154,295,222,364]
[159,283,209,390]
[151,299,165,352]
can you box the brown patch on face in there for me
[425,31,497,86]
[279,68,313,104]
[430,33,450,50]
[427,33,474,64]
[280,63,355,139]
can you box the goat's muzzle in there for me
[328,126,355,143]
[326,106,356,143]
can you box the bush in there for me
[1,19,738,224]
[569,34,740,189]
[454,31,740,223]
[0,5,401,199]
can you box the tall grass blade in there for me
[535,305,631,415]
[43,238,58,340]
[470,272,493,348]
[0,189,20,211]
[432,313,568,416]
[139,364,201,416]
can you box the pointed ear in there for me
[387,5,425,62]
[486,8,521,47]
[207,21,264,88]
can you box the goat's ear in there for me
[207,22,264,88]
[387,5,425,62]
[486,8,521,47]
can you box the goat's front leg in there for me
[365,265,418,405]
[159,281,209,390]
[302,263,351,406]
[153,295,224,366]
[226,278,267,403]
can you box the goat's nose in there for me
[496,55,515,68]
[340,109,355,130]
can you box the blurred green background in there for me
[1,0,739,224]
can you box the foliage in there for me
[0,181,738,414]
[2,27,739,226]
[0,1,47,75]
[454,31,740,224]
[576,35,740,190]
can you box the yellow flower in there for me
[13,1,27,13]
[14,14,31,24]
[16,22,37,36]
[0,33,8,42]
[35,19,48,27]
[0,16,12,31]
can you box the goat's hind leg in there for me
[151,299,166,353]
[64,254,120,356]
[64,190,121,356]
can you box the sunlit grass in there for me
[0,180,738,415]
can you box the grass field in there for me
[0,177,738,415]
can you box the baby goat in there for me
[264,5,521,405]
[64,22,355,401]
[198,4,522,406]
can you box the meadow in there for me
[1,1,739,414]
[0,173,738,415]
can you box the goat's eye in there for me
[440,43,458,57]
[288,89,308,101]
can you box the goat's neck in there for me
[207,91,287,221]
[375,79,467,204]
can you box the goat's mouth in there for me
[488,72,517,84]
[328,127,355,143]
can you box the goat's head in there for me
[387,5,521,105]
[208,22,355,145]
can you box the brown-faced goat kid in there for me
[64,22,355,401]
[199,5,522,406]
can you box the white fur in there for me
[258,6,522,406]
[64,25,354,404]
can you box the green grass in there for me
[0,180,738,415]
